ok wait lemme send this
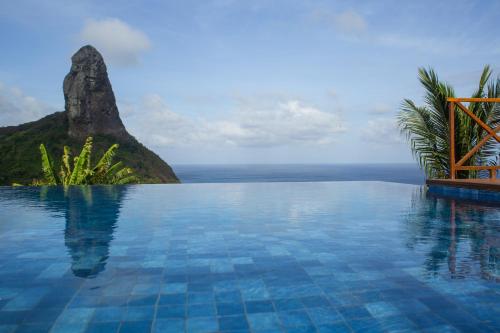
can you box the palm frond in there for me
[399,66,500,179]
[39,144,57,185]
[69,137,93,185]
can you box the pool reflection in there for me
[404,190,499,281]
[1,186,129,278]
[61,186,127,278]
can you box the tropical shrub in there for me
[398,66,500,179]
[33,137,137,185]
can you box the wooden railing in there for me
[448,97,500,179]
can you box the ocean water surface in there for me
[0,182,498,333]
[173,164,426,185]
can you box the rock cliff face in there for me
[0,45,179,185]
[64,45,127,138]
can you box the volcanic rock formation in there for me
[0,45,179,185]
[64,45,127,138]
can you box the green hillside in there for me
[0,112,179,185]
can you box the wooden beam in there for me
[455,102,500,142]
[456,125,500,167]
[445,97,500,180]
[449,101,455,179]
[447,98,500,103]
[455,165,500,171]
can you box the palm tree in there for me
[398,66,500,179]
[35,137,137,185]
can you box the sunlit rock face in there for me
[63,45,127,138]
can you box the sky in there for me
[0,0,499,164]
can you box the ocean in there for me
[173,164,426,185]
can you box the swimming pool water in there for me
[0,182,498,332]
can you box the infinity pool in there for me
[0,182,498,333]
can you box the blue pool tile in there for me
[24,307,63,324]
[15,323,52,333]
[351,291,381,303]
[377,315,417,332]
[91,307,125,322]
[0,325,16,333]
[187,316,218,333]
[101,284,133,297]
[2,288,47,311]
[338,306,372,320]
[392,299,429,314]
[188,303,216,317]
[156,305,186,318]
[131,283,160,295]
[68,296,101,308]
[347,317,385,333]
[51,322,88,333]
[316,322,351,333]
[216,302,245,316]
[127,294,158,306]
[245,300,274,313]
[188,282,213,292]
[85,322,120,333]
[278,310,312,328]
[300,296,330,308]
[153,318,185,333]
[211,262,234,273]
[247,313,282,331]
[239,280,270,301]
[0,311,29,325]
[54,307,95,325]
[37,263,70,279]
[161,283,187,294]
[119,321,152,333]
[189,292,214,305]
[159,293,186,306]
[98,296,128,307]
[421,325,460,332]
[124,306,154,321]
[418,297,458,311]
[364,301,401,318]
[286,325,316,333]
[231,257,253,265]
[213,280,240,292]
[0,180,499,333]
[273,299,303,311]
[218,315,249,331]
[306,307,342,325]
[215,291,242,303]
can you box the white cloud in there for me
[361,117,403,144]
[370,103,393,114]
[0,82,55,127]
[79,18,151,66]
[333,10,366,34]
[375,33,457,55]
[311,9,366,36]
[309,7,500,56]
[122,94,346,148]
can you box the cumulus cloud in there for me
[370,103,393,114]
[361,117,403,144]
[79,18,151,66]
[312,9,366,36]
[0,82,55,127]
[122,94,345,148]
[333,10,366,34]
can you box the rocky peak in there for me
[63,45,127,138]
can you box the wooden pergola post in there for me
[449,101,455,179]
[447,97,500,180]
